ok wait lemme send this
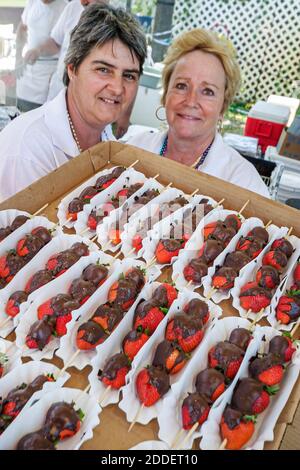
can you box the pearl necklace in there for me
[67,110,83,153]
[159,134,213,170]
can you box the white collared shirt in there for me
[0,89,114,201]
[127,130,270,198]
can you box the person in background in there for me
[127,28,270,197]
[15,0,67,112]
[0,4,147,201]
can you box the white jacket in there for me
[127,130,270,198]
[0,89,114,201]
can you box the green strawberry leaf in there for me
[160,307,169,315]
[244,414,257,424]
[282,331,292,339]
[119,273,125,280]
[286,289,300,297]
[136,325,143,333]
[265,384,280,395]
[46,373,56,381]
[1,414,13,422]
[76,408,85,421]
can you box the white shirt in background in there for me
[127,130,270,198]
[0,89,114,201]
[47,0,84,100]
[17,0,67,104]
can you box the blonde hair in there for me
[161,28,241,113]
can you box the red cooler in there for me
[244,101,290,154]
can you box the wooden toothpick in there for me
[128,159,139,169]
[56,349,81,379]
[238,200,250,216]
[32,203,49,217]
[128,403,144,432]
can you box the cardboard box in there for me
[1,141,299,450]
[277,116,300,161]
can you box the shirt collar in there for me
[44,88,115,156]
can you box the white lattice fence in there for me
[173,0,300,103]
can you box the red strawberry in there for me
[117,188,129,198]
[231,378,270,415]
[87,211,99,231]
[212,266,237,290]
[66,211,78,222]
[122,329,149,361]
[166,317,204,353]
[153,340,187,375]
[76,321,108,350]
[133,300,165,334]
[79,186,98,202]
[132,234,143,252]
[2,401,19,418]
[37,299,54,320]
[55,313,72,337]
[203,221,218,240]
[107,279,137,311]
[224,213,242,231]
[262,250,288,272]
[271,238,293,258]
[239,283,272,312]
[24,270,53,294]
[276,295,300,324]
[256,266,280,289]
[257,364,284,386]
[195,368,225,402]
[183,258,208,283]
[16,238,29,257]
[236,236,264,259]
[5,291,28,318]
[220,408,255,450]
[155,239,184,264]
[181,393,210,430]
[294,263,300,284]
[208,342,244,379]
[108,228,121,246]
[99,353,131,389]
[152,283,178,308]
[102,178,116,189]
[269,335,296,363]
[92,304,123,333]
[249,352,284,386]
[136,366,170,407]
[0,255,9,278]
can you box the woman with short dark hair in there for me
[0,4,147,202]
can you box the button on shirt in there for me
[0,89,114,201]
[127,130,270,198]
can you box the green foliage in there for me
[132,0,156,17]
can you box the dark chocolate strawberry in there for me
[155,238,185,264]
[220,406,255,450]
[136,365,170,406]
[165,315,203,353]
[262,250,288,272]
[152,340,188,374]
[195,368,226,402]
[68,278,97,304]
[26,317,55,350]
[76,321,108,350]
[269,335,296,363]
[239,282,273,312]
[99,352,131,389]
[133,299,165,334]
[208,341,244,379]
[183,257,208,283]
[231,377,270,415]
[184,298,210,324]
[122,328,150,361]
[152,283,178,308]
[228,328,252,351]
[5,291,28,318]
[92,303,123,333]
[249,353,284,386]
[276,295,300,324]
[271,238,293,258]
[212,266,238,290]
[198,239,224,265]
[25,269,53,294]
[181,392,210,430]
[44,402,81,442]
[256,265,280,289]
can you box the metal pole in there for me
[151,0,175,62]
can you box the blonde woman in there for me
[128,29,269,197]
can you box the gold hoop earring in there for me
[155,105,167,122]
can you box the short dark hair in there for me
[63,4,147,86]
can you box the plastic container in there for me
[265,146,300,203]
[244,101,290,153]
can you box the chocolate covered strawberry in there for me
[0,226,11,241]
[108,279,137,311]
[271,238,293,258]
[236,235,265,259]
[208,341,244,379]
[76,321,108,350]
[208,224,237,246]
[152,340,188,374]
[165,315,204,353]
[0,352,8,378]
[269,335,296,363]
[67,198,84,221]
[68,278,97,304]
[99,352,131,389]
[10,215,30,232]
[293,263,300,289]
[183,258,208,283]
[46,250,80,277]
[198,239,224,265]
[16,234,44,259]
[133,300,165,334]
[181,392,210,430]
[239,282,273,312]
[231,377,270,415]
[224,214,242,232]
[5,291,28,317]
[44,402,81,442]
[125,267,145,292]
[26,317,55,350]
[152,283,178,308]
[212,266,238,290]
[195,368,226,402]
[262,249,288,272]
[81,263,108,287]
[224,251,251,272]
[155,238,185,264]
[122,328,150,361]
[31,226,52,245]
[136,365,170,406]
[256,265,280,289]
[228,328,252,352]
[184,298,210,325]
[132,234,143,252]
[220,406,255,450]
[16,431,55,450]
[0,252,25,282]
[248,226,269,242]
[87,210,102,231]
[37,293,79,320]
[25,269,53,294]
[276,294,300,324]
[249,353,284,387]
[92,304,123,333]
[203,221,219,240]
